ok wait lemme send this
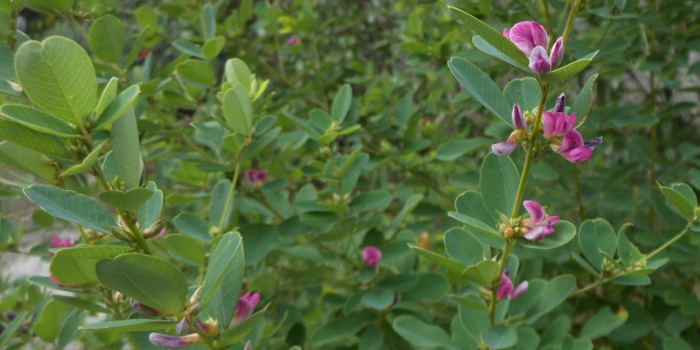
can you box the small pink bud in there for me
[512,104,526,130]
[244,169,268,187]
[550,37,565,68]
[491,141,516,157]
[362,246,382,266]
[287,36,301,46]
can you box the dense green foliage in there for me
[0,0,699,349]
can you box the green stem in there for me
[645,222,693,260]
[561,0,582,45]
[118,210,152,255]
[573,164,585,221]
[489,241,514,325]
[217,155,243,234]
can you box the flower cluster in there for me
[51,235,74,248]
[504,21,564,75]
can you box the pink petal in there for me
[512,104,526,130]
[497,274,513,300]
[491,141,516,157]
[234,298,254,323]
[524,226,546,241]
[550,37,565,67]
[523,200,546,224]
[558,130,584,154]
[511,281,529,299]
[503,28,510,40]
[509,21,550,57]
[248,292,261,308]
[542,112,558,137]
[563,147,593,163]
[529,46,551,74]
[363,246,382,266]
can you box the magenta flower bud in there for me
[149,333,189,348]
[584,136,603,150]
[51,235,74,248]
[554,93,566,113]
[563,147,593,163]
[497,272,528,300]
[529,46,551,74]
[131,298,162,316]
[543,112,576,138]
[245,341,253,350]
[233,292,261,325]
[512,104,526,130]
[506,21,550,57]
[287,36,301,46]
[522,200,560,241]
[244,169,268,187]
[491,141,516,157]
[362,246,382,266]
[550,37,565,68]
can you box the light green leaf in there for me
[177,59,214,87]
[96,253,189,315]
[462,260,499,285]
[50,245,133,285]
[473,36,530,72]
[480,153,519,220]
[0,104,78,137]
[202,36,225,59]
[138,182,163,230]
[24,184,117,234]
[540,52,598,84]
[0,142,56,181]
[95,85,140,128]
[34,299,69,342]
[0,312,27,348]
[570,74,598,122]
[331,84,352,123]
[617,224,644,267]
[200,232,245,329]
[80,319,176,332]
[223,84,253,135]
[445,227,486,267]
[173,212,212,243]
[88,14,125,63]
[449,212,505,244]
[111,107,142,189]
[99,188,154,211]
[225,58,252,92]
[15,36,96,125]
[0,119,73,160]
[448,7,529,67]
[158,234,206,265]
[504,77,541,111]
[448,57,512,125]
[172,39,205,59]
[579,219,617,270]
[659,184,696,220]
[393,315,458,349]
[580,307,628,339]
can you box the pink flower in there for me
[492,141,517,157]
[149,333,202,348]
[522,200,560,241]
[244,169,268,187]
[503,21,565,74]
[51,235,74,248]
[233,292,260,324]
[362,246,382,266]
[542,111,577,138]
[497,269,528,300]
[287,36,301,46]
[492,105,526,157]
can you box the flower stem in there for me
[561,0,582,45]
[489,240,514,325]
[217,155,243,234]
[573,164,585,221]
[644,221,693,261]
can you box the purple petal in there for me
[584,136,603,149]
[562,147,593,163]
[509,21,550,57]
[528,46,551,74]
[497,274,514,300]
[511,281,529,299]
[491,141,516,157]
[550,37,565,67]
[523,200,546,224]
[248,292,261,308]
[542,112,558,137]
[512,104,526,130]
[554,93,566,113]
[503,28,510,40]
[363,246,382,266]
[234,298,255,323]
[149,333,188,349]
[524,226,546,241]
[558,130,584,154]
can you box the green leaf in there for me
[659,184,696,219]
[504,77,541,111]
[386,194,423,231]
[200,232,245,329]
[617,223,644,267]
[158,234,206,265]
[88,14,125,63]
[223,84,253,135]
[312,316,366,346]
[172,39,205,59]
[0,312,27,348]
[473,36,530,72]
[99,188,154,211]
[449,294,488,309]
[445,227,486,267]
[240,223,276,265]
[449,212,504,243]
[393,315,457,349]
[462,260,499,285]
[15,36,96,125]
[436,138,494,161]
[201,4,216,40]
[395,93,414,125]
[331,84,352,123]
[125,28,150,68]
[459,305,490,342]
[24,184,117,234]
[362,288,395,309]
[570,74,598,121]
[34,299,69,342]
[540,52,598,84]
[0,119,73,160]
[95,85,140,128]
[80,319,176,332]
[138,181,163,230]
[580,307,628,339]
[177,59,215,87]
[50,245,133,285]
[672,183,698,208]
[448,7,528,68]
[219,304,269,346]
[579,219,617,270]
[409,245,466,274]
[480,153,520,217]
[202,36,225,59]
[525,275,576,323]
[173,212,212,242]
[517,221,577,249]
[0,104,78,137]
[401,273,450,302]
[448,57,512,125]
[225,58,252,92]
[0,142,56,181]
[209,179,233,228]
[96,77,119,117]
[111,107,143,189]
[52,295,110,313]
[483,325,518,349]
[96,253,188,315]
